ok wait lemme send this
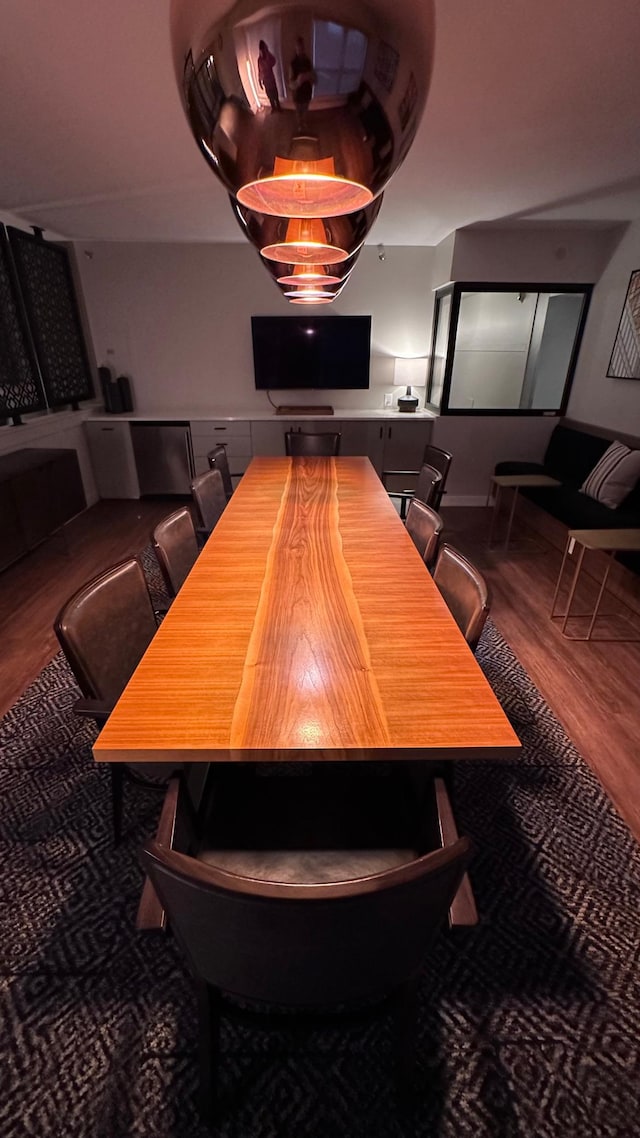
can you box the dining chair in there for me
[405,499,443,569]
[207,444,234,501]
[383,444,453,518]
[140,765,471,1125]
[190,468,227,535]
[284,430,341,456]
[152,507,199,597]
[54,558,171,844]
[433,543,491,652]
[403,462,442,512]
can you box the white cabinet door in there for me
[340,421,385,471]
[190,420,252,484]
[84,421,140,499]
[381,420,433,493]
[250,421,289,456]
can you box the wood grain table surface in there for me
[94,457,520,764]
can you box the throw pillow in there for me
[580,441,640,508]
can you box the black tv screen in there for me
[251,315,371,390]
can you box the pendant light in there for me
[171,0,435,223]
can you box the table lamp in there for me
[394,358,427,412]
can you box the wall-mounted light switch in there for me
[383,392,393,407]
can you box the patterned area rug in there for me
[1,557,639,1138]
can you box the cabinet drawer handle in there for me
[214,427,227,431]
[101,427,115,431]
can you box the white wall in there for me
[432,415,557,504]
[567,220,640,433]
[449,224,623,285]
[74,242,435,414]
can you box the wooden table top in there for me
[94,458,520,764]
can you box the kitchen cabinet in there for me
[85,421,140,499]
[0,448,86,572]
[190,420,252,485]
[380,419,433,493]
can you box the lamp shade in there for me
[231,195,383,266]
[171,0,435,219]
[259,247,360,303]
[393,358,428,387]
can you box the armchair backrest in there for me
[414,463,442,508]
[285,431,341,457]
[191,468,227,532]
[152,507,199,596]
[207,445,233,500]
[141,835,470,1006]
[54,558,157,704]
[422,445,452,509]
[405,499,443,568]
[433,543,491,652]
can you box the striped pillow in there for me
[580,441,640,508]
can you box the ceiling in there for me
[3,0,640,246]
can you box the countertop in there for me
[87,408,437,423]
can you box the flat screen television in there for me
[251,315,371,390]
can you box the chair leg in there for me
[400,496,409,521]
[110,765,124,846]
[392,977,418,1110]
[197,982,221,1127]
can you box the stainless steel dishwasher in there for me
[130,421,195,495]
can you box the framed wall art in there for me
[607,269,640,380]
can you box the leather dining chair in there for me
[433,543,491,652]
[54,558,172,844]
[152,507,199,597]
[284,430,341,456]
[405,499,444,570]
[405,463,442,512]
[383,444,453,518]
[207,444,234,501]
[190,468,227,536]
[140,764,471,1125]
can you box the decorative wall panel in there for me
[7,227,94,408]
[0,232,45,420]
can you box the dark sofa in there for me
[495,419,640,575]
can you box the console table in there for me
[0,448,86,572]
[550,528,640,640]
[488,473,561,550]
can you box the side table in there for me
[488,474,561,550]
[550,527,640,640]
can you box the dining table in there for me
[93,456,520,768]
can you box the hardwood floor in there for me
[1,497,639,844]
[443,506,640,844]
[0,497,187,720]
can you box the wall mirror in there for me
[426,282,592,415]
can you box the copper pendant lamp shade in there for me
[259,247,359,299]
[231,196,384,267]
[265,217,349,266]
[171,0,435,222]
[277,264,342,286]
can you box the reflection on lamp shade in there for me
[230,197,384,267]
[236,150,373,218]
[289,295,336,304]
[171,0,435,221]
[283,288,336,300]
[263,217,349,265]
[277,264,342,287]
[259,247,360,302]
[393,357,428,386]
